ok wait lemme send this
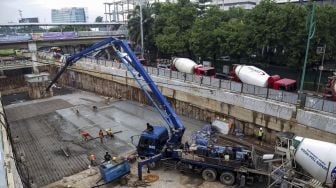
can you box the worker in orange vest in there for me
[99,129,104,144]
[89,153,96,167]
[105,128,114,138]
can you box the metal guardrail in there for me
[38,54,336,114]
[305,96,336,114]
[146,68,300,104]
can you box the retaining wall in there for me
[0,94,23,188]
[48,62,336,143]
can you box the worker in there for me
[89,153,96,167]
[331,167,336,188]
[146,123,154,132]
[99,129,104,144]
[80,130,90,142]
[184,141,190,153]
[258,127,264,146]
[74,107,79,116]
[104,152,112,162]
[105,128,114,138]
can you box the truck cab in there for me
[195,66,216,77]
[272,78,297,92]
[137,126,169,157]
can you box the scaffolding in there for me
[104,0,136,23]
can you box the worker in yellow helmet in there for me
[258,127,264,146]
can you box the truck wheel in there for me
[202,168,217,182]
[176,161,184,171]
[220,172,235,185]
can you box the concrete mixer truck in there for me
[172,58,216,77]
[230,65,297,92]
[323,75,336,101]
[275,134,336,187]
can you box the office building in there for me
[51,7,87,23]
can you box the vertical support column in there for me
[109,4,112,22]
[122,2,125,21]
[127,0,130,22]
[105,3,108,22]
[28,41,39,74]
[116,3,119,22]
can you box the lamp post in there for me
[139,0,144,59]
[298,2,316,107]
[317,44,326,92]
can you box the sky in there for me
[0,0,108,23]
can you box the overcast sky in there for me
[0,0,108,23]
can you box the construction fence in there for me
[146,66,299,105]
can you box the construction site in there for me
[1,36,336,188]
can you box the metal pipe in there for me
[140,0,144,59]
[317,44,326,92]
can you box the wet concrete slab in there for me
[5,99,73,122]
[4,90,208,187]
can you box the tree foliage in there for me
[127,3,156,52]
[189,7,225,61]
[128,0,336,67]
[154,0,198,55]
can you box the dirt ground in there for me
[43,162,228,188]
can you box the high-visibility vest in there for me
[258,130,264,137]
[99,131,104,138]
[89,154,96,161]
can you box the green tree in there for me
[246,0,283,63]
[95,16,103,22]
[277,3,307,68]
[189,7,225,62]
[127,3,157,52]
[154,0,198,56]
[215,18,249,59]
[313,5,336,63]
